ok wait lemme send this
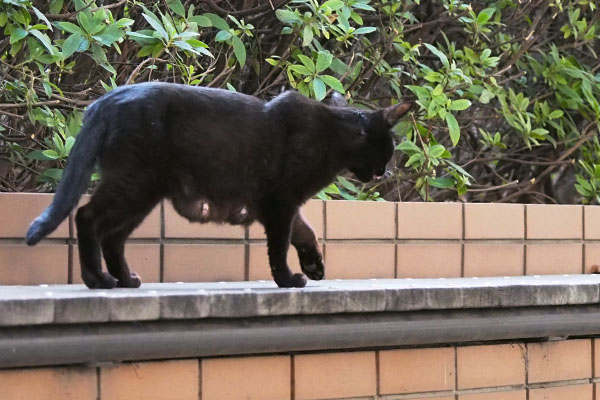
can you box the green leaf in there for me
[50,0,64,14]
[322,0,345,11]
[320,75,344,93]
[77,11,93,34]
[429,177,455,188]
[28,150,55,161]
[449,99,472,111]
[32,6,52,31]
[9,28,28,44]
[429,144,446,158]
[302,25,313,47]
[128,30,157,40]
[329,57,347,75]
[316,51,333,73]
[62,32,84,59]
[167,0,186,17]
[186,38,209,48]
[423,43,449,67]
[42,149,60,160]
[215,30,232,41]
[174,40,213,57]
[204,13,230,30]
[231,35,246,66]
[446,112,460,146]
[445,159,473,179]
[477,8,495,24]
[142,13,169,41]
[312,77,327,101]
[65,136,76,156]
[189,15,212,27]
[40,168,63,182]
[174,31,199,40]
[353,26,377,35]
[54,21,84,35]
[406,85,430,103]
[29,29,58,56]
[396,140,421,154]
[297,54,316,73]
[549,110,564,119]
[275,9,301,24]
[288,64,312,75]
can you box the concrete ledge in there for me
[2,275,600,368]
[1,275,600,326]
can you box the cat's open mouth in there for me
[351,169,383,182]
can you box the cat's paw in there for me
[117,272,142,288]
[274,272,307,288]
[83,272,118,289]
[298,247,325,281]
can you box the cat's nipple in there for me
[201,202,210,217]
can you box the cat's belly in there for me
[171,197,255,226]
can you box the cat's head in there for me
[330,94,412,183]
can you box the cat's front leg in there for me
[291,211,324,281]
[263,207,307,288]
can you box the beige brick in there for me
[410,397,454,400]
[202,356,290,400]
[584,205,600,239]
[0,244,68,285]
[163,244,244,282]
[101,360,198,400]
[527,204,582,239]
[457,344,525,389]
[326,200,395,239]
[459,391,526,400]
[325,244,395,279]
[464,244,523,277]
[398,202,462,239]
[0,193,69,238]
[0,366,96,400]
[529,384,592,400]
[596,339,600,378]
[249,199,324,239]
[379,347,455,394]
[527,339,591,383]
[295,352,376,399]
[584,244,600,274]
[397,244,462,278]
[526,244,582,275]
[465,203,524,239]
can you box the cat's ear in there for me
[382,102,413,126]
[329,91,348,107]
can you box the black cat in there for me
[26,82,411,289]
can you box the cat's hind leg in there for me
[100,214,149,288]
[75,203,118,289]
[291,211,324,280]
[76,181,158,289]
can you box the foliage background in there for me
[1,0,599,204]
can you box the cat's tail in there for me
[25,106,105,245]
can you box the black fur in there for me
[26,82,411,288]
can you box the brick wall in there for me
[0,339,598,399]
[2,193,600,284]
[2,193,600,399]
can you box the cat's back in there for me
[95,82,264,113]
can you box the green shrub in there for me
[0,0,599,203]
